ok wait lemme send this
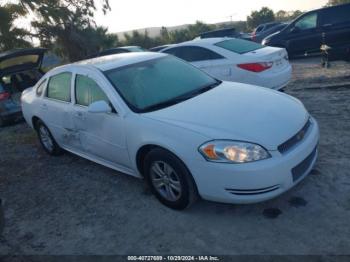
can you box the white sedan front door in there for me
[70,69,131,169]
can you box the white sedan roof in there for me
[75,52,166,71]
[187,37,228,44]
[168,37,229,47]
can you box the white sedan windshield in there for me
[104,56,219,112]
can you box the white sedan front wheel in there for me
[150,161,182,202]
[144,148,198,210]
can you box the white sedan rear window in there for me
[215,39,264,54]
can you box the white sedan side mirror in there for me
[88,100,112,114]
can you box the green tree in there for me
[19,0,114,61]
[0,4,32,51]
[327,0,350,5]
[289,10,303,20]
[168,29,190,43]
[247,7,275,30]
[275,10,287,21]
[186,21,215,39]
[120,21,217,48]
[49,25,118,61]
[275,10,303,22]
[160,26,171,43]
[167,21,215,44]
[123,30,157,49]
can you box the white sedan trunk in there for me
[209,47,291,90]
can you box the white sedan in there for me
[160,37,292,90]
[21,52,319,210]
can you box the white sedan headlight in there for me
[199,140,271,163]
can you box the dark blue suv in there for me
[263,3,350,59]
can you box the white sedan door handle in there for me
[74,111,84,119]
[40,103,48,110]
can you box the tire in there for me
[35,119,63,156]
[0,117,4,127]
[143,148,198,210]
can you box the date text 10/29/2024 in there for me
[127,256,220,261]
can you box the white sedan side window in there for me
[75,74,110,106]
[46,72,71,102]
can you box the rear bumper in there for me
[227,63,292,91]
[252,64,292,90]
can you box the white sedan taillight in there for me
[237,62,273,73]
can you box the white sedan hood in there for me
[143,82,309,150]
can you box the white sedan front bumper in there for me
[186,117,319,204]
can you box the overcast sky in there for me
[94,0,328,33]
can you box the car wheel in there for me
[144,148,198,210]
[35,120,63,156]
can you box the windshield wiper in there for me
[170,79,222,102]
[197,79,222,94]
[141,80,222,113]
[141,100,181,112]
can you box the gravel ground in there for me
[0,59,350,255]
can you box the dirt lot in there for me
[0,58,350,255]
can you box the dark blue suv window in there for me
[322,5,350,26]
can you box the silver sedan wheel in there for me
[150,161,182,202]
[39,125,54,152]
